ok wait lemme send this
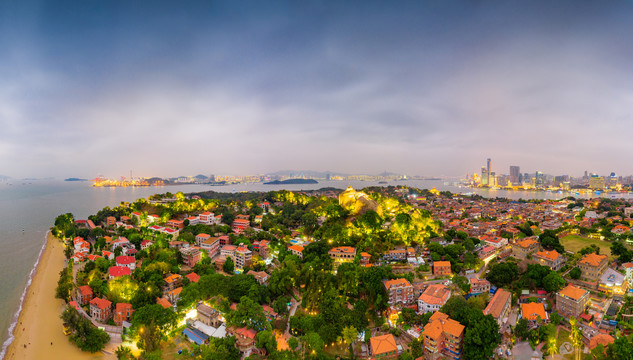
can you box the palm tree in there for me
[570,317,583,360]
[115,345,133,360]
[342,326,357,359]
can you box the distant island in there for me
[264,178,318,185]
[64,178,88,181]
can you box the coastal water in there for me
[0,178,631,358]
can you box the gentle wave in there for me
[0,230,50,360]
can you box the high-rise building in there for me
[589,175,605,190]
[535,171,544,188]
[486,158,491,185]
[481,167,488,186]
[509,166,520,184]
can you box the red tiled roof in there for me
[90,297,112,310]
[109,266,131,277]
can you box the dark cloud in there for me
[1,1,633,178]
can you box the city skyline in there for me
[2,1,633,178]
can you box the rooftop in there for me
[370,334,397,355]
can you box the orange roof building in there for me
[578,253,608,282]
[483,288,512,326]
[512,238,540,259]
[556,284,589,318]
[534,249,564,270]
[418,284,451,314]
[383,278,414,305]
[521,302,548,324]
[422,312,465,360]
[370,334,398,359]
[288,244,304,259]
[433,261,452,276]
[589,334,615,350]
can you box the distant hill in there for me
[264,179,318,185]
[0,175,10,180]
[64,178,88,181]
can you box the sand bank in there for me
[4,233,114,360]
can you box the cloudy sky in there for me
[1,1,633,179]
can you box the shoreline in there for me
[3,233,112,360]
[0,231,50,359]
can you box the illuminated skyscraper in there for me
[509,166,520,184]
[487,158,491,185]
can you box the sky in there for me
[1,1,633,179]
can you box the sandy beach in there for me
[5,233,114,360]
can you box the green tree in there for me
[570,267,582,280]
[514,318,530,340]
[462,314,501,360]
[607,337,633,360]
[485,262,519,287]
[287,337,299,351]
[256,330,278,355]
[228,296,269,331]
[342,326,357,358]
[115,345,134,360]
[542,272,566,293]
[303,332,324,354]
[223,256,235,274]
[453,275,470,294]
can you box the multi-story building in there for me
[200,236,220,259]
[89,297,112,323]
[231,219,250,232]
[360,252,371,266]
[329,246,356,266]
[77,285,93,306]
[181,247,202,267]
[386,249,407,261]
[422,312,465,360]
[418,284,451,314]
[589,175,605,190]
[370,334,398,359]
[164,273,182,293]
[259,240,270,259]
[197,303,222,327]
[521,302,548,326]
[247,270,269,285]
[578,253,608,282]
[433,261,452,276]
[383,278,415,305]
[623,263,633,288]
[114,303,134,326]
[116,255,136,271]
[533,249,564,270]
[288,244,304,259]
[469,277,491,294]
[556,284,590,319]
[234,244,252,270]
[106,216,116,226]
[199,212,215,224]
[512,238,540,259]
[166,219,185,230]
[195,233,211,246]
[483,288,512,326]
[221,245,237,259]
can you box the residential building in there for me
[89,298,112,323]
[234,244,252,270]
[521,302,548,326]
[181,247,202,267]
[512,238,540,259]
[221,245,237,258]
[386,249,407,261]
[247,270,269,285]
[108,266,131,280]
[164,274,182,293]
[534,249,564,271]
[199,212,215,224]
[114,303,134,326]
[116,255,136,271]
[383,278,415,305]
[77,285,93,306]
[231,219,250,232]
[166,219,185,230]
[578,253,608,282]
[185,272,200,283]
[469,278,491,294]
[106,216,116,226]
[556,284,590,319]
[623,263,633,287]
[329,246,356,265]
[370,334,398,359]
[483,288,512,326]
[141,240,154,250]
[433,261,452,276]
[422,312,465,360]
[195,233,211,246]
[288,244,304,259]
[197,303,222,327]
[259,240,270,259]
[360,252,371,266]
[418,284,451,314]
